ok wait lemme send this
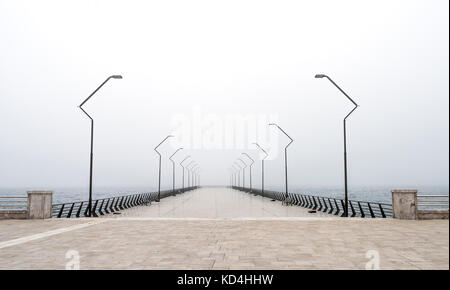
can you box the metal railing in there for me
[0,196,27,210]
[417,194,449,210]
[233,186,392,218]
[52,187,198,218]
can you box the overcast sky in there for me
[0,0,448,191]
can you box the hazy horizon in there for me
[1,0,448,191]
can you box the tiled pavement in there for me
[0,188,448,270]
[105,187,330,218]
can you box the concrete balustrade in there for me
[391,190,418,220]
[1,190,54,219]
[392,189,449,220]
[27,191,53,219]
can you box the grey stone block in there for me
[27,191,53,219]
[391,190,418,220]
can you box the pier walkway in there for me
[0,187,448,269]
[105,187,329,218]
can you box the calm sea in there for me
[0,185,448,205]
[277,185,449,204]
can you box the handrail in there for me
[232,186,392,218]
[0,196,27,210]
[417,194,448,209]
[52,186,198,218]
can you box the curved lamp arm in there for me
[79,75,123,122]
[169,147,183,163]
[241,153,255,166]
[238,158,247,169]
[79,75,123,108]
[154,135,174,157]
[268,123,293,148]
[186,161,196,170]
[315,74,359,120]
[180,156,191,167]
[252,142,269,160]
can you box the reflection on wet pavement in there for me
[109,187,329,218]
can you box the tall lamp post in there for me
[242,153,254,193]
[79,75,122,217]
[193,166,200,187]
[180,156,191,192]
[269,123,293,203]
[191,164,198,187]
[234,162,242,188]
[315,74,358,217]
[190,165,198,187]
[186,161,195,188]
[190,163,198,187]
[193,167,197,187]
[229,168,234,187]
[238,158,247,189]
[169,147,183,195]
[154,135,174,202]
[231,165,239,187]
[253,143,268,197]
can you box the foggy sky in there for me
[0,0,448,191]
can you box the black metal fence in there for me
[233,186,392,218]
[52,187,197,218]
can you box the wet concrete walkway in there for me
[107,187,329,218]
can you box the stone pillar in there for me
[27,191,53,219]
[391,190,418,220]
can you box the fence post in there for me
[27,191,53,219]
[391,189,418,220]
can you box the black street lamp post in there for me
[193,166,200,187]
[238,158,247,189]
[190,165,197,187]
[79,75,122,217]
[241,153,254,193]
[186,161,195,188]
[234,162,242,188]
[231,165,239,187]
[253,143,268,197]
[169,147,183,195]
[269,123,293,203]
[315,74,358,217]
[180,156,191,192]
[190,163,198,187]
[229,168,234,187]
[154,135,174,202]
[193,167,197,187]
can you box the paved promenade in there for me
[108,187,329,218]
[0,188,448,269]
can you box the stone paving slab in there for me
[107,187,330,218]
[0,218,447,270]
[0,219,89,243]
[0,188,448,270]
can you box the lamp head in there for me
[315,74,327,79]
[111,75,123,79]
